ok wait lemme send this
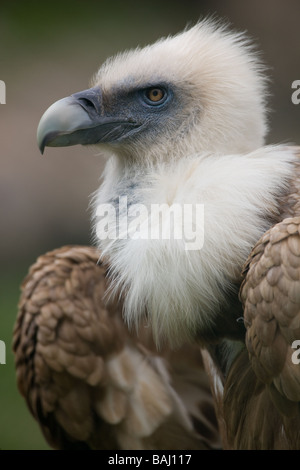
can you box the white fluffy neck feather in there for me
[93,146,296,346]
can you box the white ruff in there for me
[93,146,296,346]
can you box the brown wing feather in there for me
[13,245,220,450]
[279,146,300,220]
[218,149,300,449]
[223,216,300,449]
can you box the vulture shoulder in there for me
[222,216,300,449]
[13,246,220,450]
[200,149,300,450]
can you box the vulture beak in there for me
[37,86,139,154]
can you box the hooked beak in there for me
[37,86,140,154]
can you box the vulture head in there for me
[37,20,296,347]
[38,21,267,159]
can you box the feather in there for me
[13,245,220,450]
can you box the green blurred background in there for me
[0,0,299,450]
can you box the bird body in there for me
[14,19,300,449]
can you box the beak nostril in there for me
[71,86,102,116]
[77,97,99,115]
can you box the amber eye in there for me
[146,88,164,102]
[143,87,166,105]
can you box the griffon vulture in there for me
[14,19,300,449]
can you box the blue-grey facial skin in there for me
[106,81,179,143]
[38,80,183,153]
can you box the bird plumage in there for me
[13,246,220,450]
[92,20,268,157]
[94,146,296,346]
[14,19,300,449]
[229,216,300,449]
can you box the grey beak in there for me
[37,86,140,154]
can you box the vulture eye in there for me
[143,87,167,105]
